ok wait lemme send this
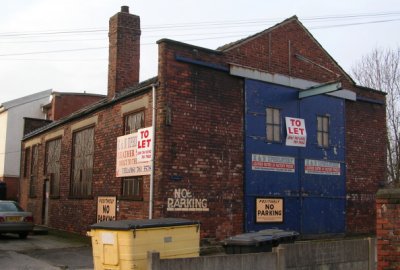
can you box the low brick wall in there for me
[376,188,400,270]
[147,237,375,270]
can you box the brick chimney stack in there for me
[108,6,141,98]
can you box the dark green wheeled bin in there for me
[223,232,275,254]
[257,229,299,245]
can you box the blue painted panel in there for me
[244,79,346,235]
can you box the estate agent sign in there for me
[285,117,307,147]
[116,127,153,177]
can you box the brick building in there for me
[20,6,386,239]
[0,90,103,201]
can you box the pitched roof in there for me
[23,77,158,140]
[216,15,360,86]
[217,16,298,51]
[0,89,52,111]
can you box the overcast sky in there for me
[0,0,399,103]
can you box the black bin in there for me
[257,229,299,245]
[0,182,6,200]
[223,232,275,254]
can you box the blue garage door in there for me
[244,79,346,235]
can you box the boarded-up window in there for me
[266,107,281,142]
[71,127,94,197]
[124,111,144,135]
[122,110,145,199]
[45,138,61,197]
[29,145,39,197]
[24,147,30,178]
[317,116,329,148]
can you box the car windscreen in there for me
[0,202,24,212]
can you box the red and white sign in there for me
[116,127,153,177]
[305,159,341,176]
[252,154,295,173]
[285,117,307,147]
[136,127,153,162]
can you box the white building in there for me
[0,90,52,199]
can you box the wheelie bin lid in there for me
[223,232,275,246]
[258,229,299,237]
[91,218,200,230]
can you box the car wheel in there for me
[19,232,28,239]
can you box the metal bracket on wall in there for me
[299,82,342,99]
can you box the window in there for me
[71,127,94,197]
[29,145,39,197]
[45,138,61,197]
[23,147,30,178]
[124,111,144,135]
[266,107,281,142]
[122,111,145,199]
[317,116,329,148]
[121,177,143,200]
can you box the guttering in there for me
[149,83,158,219]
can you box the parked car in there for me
[0,200,34,239]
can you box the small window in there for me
[45,138,61,197]
[317,116,329,148]
[122,177,143,200]
[266,107,281,142]
[124,111,144,135]
[29,145,39,197]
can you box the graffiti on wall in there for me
[167,188,209,212]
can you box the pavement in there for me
[0,226,94,270]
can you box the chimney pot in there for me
[121,6,129,13]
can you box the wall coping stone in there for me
[376,188,400,199]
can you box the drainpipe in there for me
[149,83,156,219]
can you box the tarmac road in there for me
[0,228,94,270]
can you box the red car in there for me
[0,200,34,239]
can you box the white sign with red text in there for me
[285,117,307,147]
[136,127,153,162]
[252,154,295,173]
[116,127,153,177]
[305,159,341,176]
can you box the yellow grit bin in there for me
[88,218,200,270]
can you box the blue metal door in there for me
[244,79,346,235]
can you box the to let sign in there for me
[285,117,307,147]
[136,127,153,162]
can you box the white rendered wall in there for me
[0,111,8,176]
[2,95,49,178]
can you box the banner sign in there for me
[116,127,153,177]
[256,198,284,223]
[285,117,307,147]
[305,159,341,175]
[97,196,116,223]
[252,154,295,173]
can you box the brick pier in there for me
[376,188,400,270]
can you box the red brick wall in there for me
[376,189,400,270]
[51,94,104,121]
[156,41,244,239]
[0,177,18,200]
[223,19,343,84]
[108,6,141,98]
[20,92,153,235]
[346,98,387,234]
